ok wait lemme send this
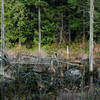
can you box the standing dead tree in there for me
[38,0,41,53]
[89,0,94,72]
[1,0,5,99]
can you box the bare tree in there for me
[1,0,5,99]
[89,0,94,72]
[38,0,41,52]
[1,0,5,67]
[1,0,5,76]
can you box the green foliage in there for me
[0,0,99,48]
[35,1,48,8]
[5,0,26,45]
[70,42,79,51]
[68,0,77,4]
[41,21,56,45]
[94,0,100,43]
[70,18,81,29]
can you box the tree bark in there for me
[1,0,5,71]
[1,0,5,99]
[38,0,41,53]
[89,0,94,72]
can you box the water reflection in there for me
[0,65,100,100]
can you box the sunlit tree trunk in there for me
[89,0,94,72]
[1,0,5,70]
[38,0,41,52]
[1,0,5,99]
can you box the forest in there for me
[0,0,100,100]
[0,0,100,51]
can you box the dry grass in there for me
[33,48,48,57]
[6,43,100,59]
[6,45,48,58]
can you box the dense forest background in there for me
[0,0,100,49]
[0,1,100,99]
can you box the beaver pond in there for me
[0,55,100,100]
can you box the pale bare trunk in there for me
[1,0,5,99]
[89,0,94,72]
[1,0,5,74]
[38,0,41,53]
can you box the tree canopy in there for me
[0,0,100,48]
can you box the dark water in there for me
[0,65,100,100]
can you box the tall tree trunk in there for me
[1,0,5,99]
[60,13,63,44]
[89,0,94,72]
[1,0,5,71]
[38,0,41,52]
